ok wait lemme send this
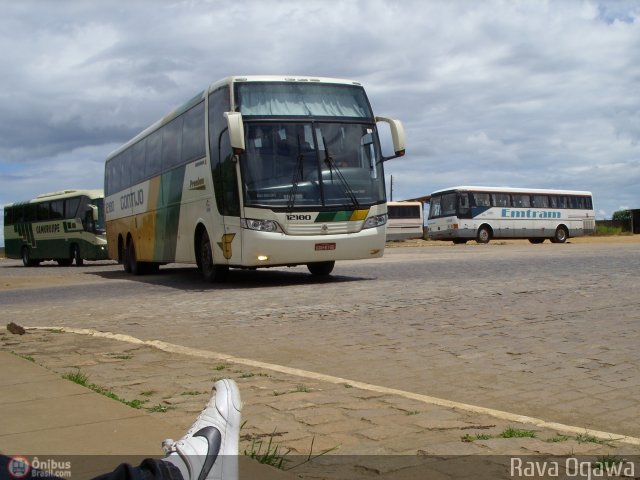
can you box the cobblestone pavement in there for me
[1,239,639,478]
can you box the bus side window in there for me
[131,139,147,185]
[458,193,470,215]
[65,197,81,219]
[36,202,49,221]
[491,193,509,207]
[4,207,12,226]
[472,193,491,207]
[50,200,64,220]
[532,195,549,208]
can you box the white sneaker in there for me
[162,379,242,480]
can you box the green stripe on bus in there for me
[315,211,359,222]
[154,166,186,261]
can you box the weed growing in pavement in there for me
[11,351,35,362]
[499,426,537,438]
[148,404,172,413]
[593,455,624,469]
[546,434,571,443]
[140,390,156,396]
[294,384,311,393]
[575,433,605,444]
[108,353,133,360]
[461,433,492,442]
[181,390,207,396]
[213,364,228,371]
[61,369,147,409]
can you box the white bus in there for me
[104,75,405,280]
[386,201,424,241]
[3,189,108,266]
[427,186,595,244]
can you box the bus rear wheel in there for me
[126,239,143,275]
[199,230,228,282]
[307,261,335,276]
[476,225,492,244]
[551,226,568,244]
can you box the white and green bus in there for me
[428,186,595,244]
[3,189,108,266]
[104,75,405,280]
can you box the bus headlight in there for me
[362,214,387,229]
[241,218,283,233]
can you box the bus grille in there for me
[285,221,362,235]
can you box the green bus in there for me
[3,189,108,266]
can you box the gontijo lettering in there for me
[120,189,144,209]
[502,208,561,219]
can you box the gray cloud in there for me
[1,0,640,246]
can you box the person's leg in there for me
[92,458,182,480]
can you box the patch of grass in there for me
[148,404,172,413]
[140,390,156,397]
[244,432,338,471]
[294,384,311,393]
[499,426,537,439]
[593,454,623,470]
[239,372,255,378]
[108,353,133,360]
[11,351,35,362]
[461,433,492,442]
[575,433,604,444]
[62,369,89,386]
[245,436,291,470]
[343,383,353,388]
[405,410,420,416]
[181,390,207,396]
[546,434,571,443]
[61,369,146,409]
[213,364,228,371]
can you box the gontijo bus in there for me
[104,75,405,280]
[386,201,424,241]
[3,189,108,266]
[427,186,595,244]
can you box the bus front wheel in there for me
[199,230,228,282]
[551,226,568,244]
[307,261,335,276]
[72,244,83,266]
[476,225,492,244]
[22,247,39,267]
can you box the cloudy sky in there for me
[1,0,639,245]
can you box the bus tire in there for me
[72,244,84,266]
[476,225,492,244]
[551,226,568,244]
[528,238,545,244]
[126,239,142,275]
[307,261,335,276]
[22,247,39,267]
[199,229,228,282]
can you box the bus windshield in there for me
[236,82,373,118]
[240,122,385,209]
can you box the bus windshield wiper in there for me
[322,137,360,209]
[286,135,305,211]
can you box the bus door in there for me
[213,130,242,265]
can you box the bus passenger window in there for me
[491,193,509,207]
[458,193,470,216]
[472,193,491,207]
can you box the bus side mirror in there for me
[224,112,246,155]
[375,116,405,160]
[87,205,98,222]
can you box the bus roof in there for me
[430,186,593,196]
[5,189,104,208]
[106,75,365,163]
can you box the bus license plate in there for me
[315,243,336,251]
